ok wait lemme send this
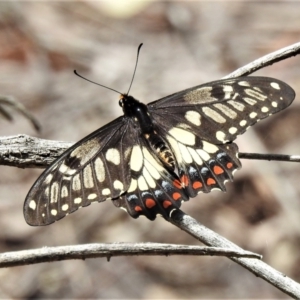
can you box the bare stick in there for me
[167,210,300,299]
[0,134,299,168]
[0,243,261,268]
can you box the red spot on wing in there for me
[135,206,142,212]
[207,178,216,185]
[180,175,189,187]
[227,162,233,169]
[172,192,181,201]
[163,200,172,208]
[145,198,156,208]
[173,179,182,189]
[213,166,224,175]
[192,181,203,189]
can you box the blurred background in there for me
[0,1,299,298]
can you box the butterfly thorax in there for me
[119,94,175,170]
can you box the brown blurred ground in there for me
[0,1,299,298]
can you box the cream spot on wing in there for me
[272,101,278,108]
[44,174,53,184]
[130,145,143,171]
[94,157,105,182]
[196,149,210,161]
[29,200,36,210]
[238,81,250,87]
[72,174,81,191]
[51,209,57,216]
[202,107,226,123]
[106,148,120,165]
[244,97,257,105]
[229,127,238,134]
[102,188,111,196]
[245,89,267,101]
[88,193,97,200]
[113,180,124,191]
[138,176,148,191]
[74,197,82,204]
[214,103,237,119]
[143,168,156,188]
[249,112,257,119]
[184,86,216,103]
[167,136,183,164]
[83,164,94,188]
[187,147,203,165]
[185,110,201,126]
[61,186,68,198]
[271,82,280,90]
[239,120,247,127]
[216,131,226,142]
[178,143,192,163]
[127,179,138,193]
[227,100,245,111]
[261,106,269,113]
[62,204,69,211]
[202,141,219,153]
[50,182,59,203]
[168,127,195,145]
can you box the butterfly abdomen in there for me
[144,131,176,170]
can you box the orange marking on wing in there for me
[192,181,203,189]
[173,179,182,189]
[180,175,189,187]
[172,192,181,201]
[145,198,156,208]
[134,206,142,212]
[213,166,224,175]
[207,178,216,185]
[227,162,233,169]
[163,200,172,208]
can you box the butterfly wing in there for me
[148,77,295,197]
[24,116,135,225]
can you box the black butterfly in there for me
[24,50,295,226]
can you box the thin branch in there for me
[0,243,261,268]
[167,210,300,299]
[0,96,41,132]
[224,41,300,78]
[0,134,298,168]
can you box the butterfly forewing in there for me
[149,77,295,144]
[24,116,135,225]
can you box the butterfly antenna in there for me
[74,70,121,94]
[127,43,143,95]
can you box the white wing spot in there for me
[130,146,143,171]
[72,174,81,191]
[239,120,247,127]
[187,147,203,165]
[261,106,269,113]
[196,149,210,161]
[106,148,120,165]
[244,97,257,105]
[88,193,97,200]
[249,112,257,119]
[185,110,201,126]
[127,179,137,193]
[61,186,68,198]
[62,204,69,211]
[245,89,267,101]
[113,180,124,191]
[238,81,251,87]
[143,168,156,188]
[94,158,105,182]
[44,174,53,184]
[51,209,58,216]
[202,107,226,123]
[178,143,193,163]
[102,188,111,196]
[202,141,218,153]
[168,127,195,145]
[229,127,238,134]
[213,103,237,119]
[138,176,148,191]
[29,200,36,210]
[271,82,280,90]
[271,101,278,108]
[228,100,245,111]
[74,197,82,204]
[216,131,226,142]
[83,164,94,188]
[50,182,59,203]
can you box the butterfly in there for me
[24,48,295,226]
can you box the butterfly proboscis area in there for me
[24,65,295,225]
